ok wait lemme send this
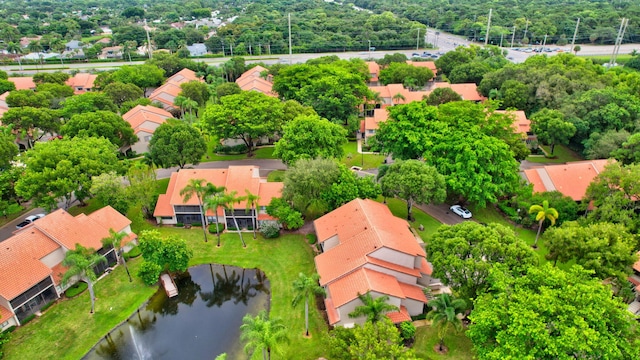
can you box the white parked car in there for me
[450,205,472,219]
[16,213,46,229]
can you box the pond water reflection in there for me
[83,264,270,360]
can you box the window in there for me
[144,135,152,142]
[1,320,9,328]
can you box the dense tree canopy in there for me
[273,115,347,165]
[147,122,206,169]
[61,111,138,148]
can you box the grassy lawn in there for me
[267,170,286,182]
[81,35,112,43]
[4,219,329,359]
[202,140,276,162]
[582,54,634,65]
[341,141,385,170]
[383,198,443,242]
[414,325,474,360]
[526,144,583,163]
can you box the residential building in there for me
[523,159,612,200]
[149,68,203,111]
[65,73,97,94]
[65,40,84,52]
[235,65,276,97]
[406,60,438,77]
[495,109,536,143]
[0,92,9,118]
[122,105,174,154]
[99,46,123,59]
[366,61,380,85]
[7,77,36,90]
[314,198,436,327]
[432,82,486,101]
[186,43,208,57]
[361,107,389,142]
[154,166,283,228]
[0,206,136,330]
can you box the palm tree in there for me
[392,92,406,105]
[244,189,260,239]
[425,293,466,352]
[61,244,107,314]
[28,40,44,54]
[180,178,210,243]
[222,190,247,247]
[182,98,198,122]
[348,292,398,324]
[173,95,188,119]
[203,184,227,247]
[240,310,288,360]
[101,228,131,282]
[6,42,23,71]
[292,273,325,336]
[529,200,559,248]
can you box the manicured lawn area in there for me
[81,35,112,42]
[414,325,474,360]
[202,139,276,162]
[581,54,634,65]
[384,198,443,242]
[341,141,385,170]
[526,144,583,163]
[4,224,329,359]
[267,169,286,182]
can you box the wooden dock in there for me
[160,274,178,298]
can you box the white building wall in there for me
[39,248,65,269]
[402,298,424,316]
[335,291,402,327]
[132,130,154,154]
[363,263,416,285]
[321,235,340,252]
[368,248,414,268]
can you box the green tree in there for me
[1,107,60,148]
[544,221,637,281]
[203,189,227,247]
[425,87,462,106]
[147,122,207,169]
[180,80,210,107]
[613,133,640,165]
[101,228,132,282]
[291,272,325,337]
[378,62,434,87]
[273,115,347,165]
[427,222,537,304]
[240,310,288,360]
[89,172,131,215]
[110,64,165,94]
[15,137,122,210]
[468,264,640,360]
[348,293,398,324]
[62,92,118,118]
[530,108,576,155]
[529,200,559,248]
[0,79,16,94]
[222,190,247,247]
[379,160,446,221]
[180,178,210,242]
[202,91,284,156]
[6,89,52,108]
[35,83,74,99]
[0,131,18,170]
[214,82,241,99]
[329,317,416,360]
[265,197,304,230]
[137,230,193,285]
[425,293,467,352]
[103,82,144,107]
[126,163,158,219]
[244,189,260,239]
[61,111,137,148]
[33,72,69,85]
[61,244,107,314]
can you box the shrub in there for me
[227,226,237,231]
[175,222,184,227]
[124,246,141,259]
[306,234,317,245]
[20,314,36,325]
[266,198,304,230]
[3,326,16,333]
[138,261,162,286]
[214,143,248,154]
[208,223,225,233]
[192,222,202,227]
[260,222,281,238]
[399,321,416,341]
[65,281,88,298]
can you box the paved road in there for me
[0,207,47,241]
[415,203,470,226]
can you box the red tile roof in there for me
[386,305,411,323]
[328,268,406,307]
[364,108,389,131]
[406,60,438,76]
[0,303,13,321]
[633,252,640,273]
[122,105,173,131]
[65,73,97,94]
[8,77,36,90]
[366,61,380,82]
[495,110,530,135]
[149,68,202,109]
[398,282,427,302]
[433,82,485,101]
[236,66,275,96]
[88,206,132,234]
[523,160,613,200]
[325,298,340,325]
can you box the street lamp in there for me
[368,40,372,60]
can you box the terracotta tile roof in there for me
[366,255,421,277]
[65,73,97,94]
[495,110,530,134]
[8,77,36,90]
[33,210,109,250]
[433,82,485,101]
[88,206,132,233]
[325,298,340,325]
[398,282,427,302]
[257,213,277,221]
[523,160,613,200]
[366,61,380,82]
[0,228,58,300]
[406,60,438,75]
[155,166,283,217]
[367,84,429,105]
[0,303,13,321]
[419,258,433,276]
[237,66,268,81]
[364,108,389,131]
[122,105,173,131]
[386,305,411,323]
[149,82,183,108]
[236,66,275,96]
[168,68,200,84]
[328,268,405,307]
[51,262,68,285]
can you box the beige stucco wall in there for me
[335,291,402,327]
[132,130,153,155]
[402,297,425,316]
[363,263,416,285]
[321,234,340,252]
[39,248,65,269]
[369,247,414,268]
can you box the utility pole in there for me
[249,43,252,56]
[144,19,152,59]
[523,19,529,43]
[500,33,504,47]
[288,13,293,65]
[368,40,372,59]
[484,8,492,45]
[268,43,271,55]
[221,41,225,56]
[571,18,580,50]
[610,18,629,68]
[416,28,420,50]
[511,25,516,47]
[230,42,233,57]
[541,34,548,51]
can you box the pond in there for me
[83,264,270,360]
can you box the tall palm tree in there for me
[392,92,406,105]
[348,293,398,324]
[529,200,559,248]
[180,178,210,243]
[173,95,188,119]
[292,273,325,336]
[240,310,288,360]
[61,244,107,314]
[182,98,198,122]
[203,184,227,247]
[6,42,23,71]
[425,293,466,352]
[101,228,131,282]
[222,190,247,247]
[244,189,260,239]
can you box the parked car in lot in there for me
[16,213,46,229]
[450,205,472,219]
[412,53,421,57]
